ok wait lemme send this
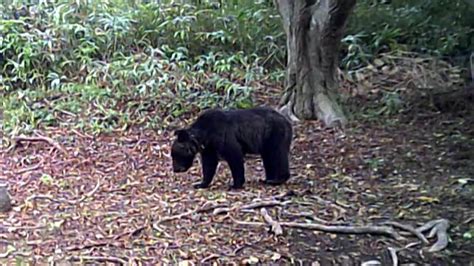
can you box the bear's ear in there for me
[175,129,190,142]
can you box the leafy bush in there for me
[342,0,474,69]
[1,1,268,135]
[1,0,472,137]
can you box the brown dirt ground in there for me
[1,88,473,265]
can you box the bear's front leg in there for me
[194,150,219,189]
[221,147,245,190]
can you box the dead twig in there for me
[387,247,398,266]
[201,254,220,263]
[113,224,147,240]
[83,178,102,198]
[26,194,68,204]
[70,255,128,265]
[14,161,43,175]
[462,216,474,225]
[9,133,67,154]
[156,209,196,224]
[0,250,30,259]
[0,249,13,259]
[72,129,93,139]
[213,200,291,215]
[0,225,46,232]
[65,241,120,252]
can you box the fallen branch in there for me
[260,208,283,236]
[70,255,128,265]
[9,133,67,154]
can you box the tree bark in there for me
[275,0,356,127]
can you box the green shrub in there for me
[343,0,474,69]
[1,0,472,137]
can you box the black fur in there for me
[171,107,293,190]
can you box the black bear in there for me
[171,107,293,190]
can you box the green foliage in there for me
[132,1,284,62]
[1,0,472,136]
[1,0,270,136]
[343,0,474,69]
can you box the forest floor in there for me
[1,85,473,265]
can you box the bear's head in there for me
[171,129,200,173]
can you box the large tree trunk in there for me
[275,0,356,127]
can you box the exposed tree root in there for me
[260,208,283,236]
[416,219,450,252]
[231,217,402,239]
[154,197,451,256]
[383,221,429,244]
[236,208,451,254]
[279,222,403,240]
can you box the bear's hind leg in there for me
[262,148,290,185]
[220,145,246,190]
[261,129,291,185]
